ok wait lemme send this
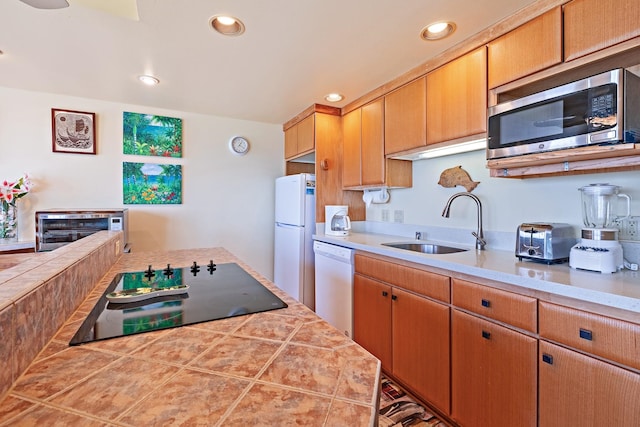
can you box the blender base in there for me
[569,239,623,274]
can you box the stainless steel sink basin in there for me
[382,242,468,254]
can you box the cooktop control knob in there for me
[190,261,200,276]
[163,264,174,277]
[144,265,155,280]
[207,260,217,274]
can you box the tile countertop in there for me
[314,231,640,323]
[0,248,380,426]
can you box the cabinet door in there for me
[284,125,298,159]
[487,7,562,89]
[353,274,392,371]
[296,114,315,154]
[539,340,640,426]
[384,77,427,155]
[361,99,385,186]
[342,108,362,188]
[392,288,450,415]
[426,47,487,145]
[564,0,640,61]
[451,310,537,427]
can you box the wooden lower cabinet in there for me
[353,274,392,371]
[353,273,450,414]
[539,340,640,426]
[393,288,450,413]
[451,310,537,427]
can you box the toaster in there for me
[516,223,577,264]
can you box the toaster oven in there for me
[35,209,129,252]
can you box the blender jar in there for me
[579,184,630,229]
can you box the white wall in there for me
[0,87,284,279]
[367,149,640,236]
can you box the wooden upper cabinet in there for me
[426,47,487,145]
[564,0,640,61]
[384,77,427,155]
[284,125,298,159]
[342,99,412,190]
[284,114,314,160]
[342,108,362,188]
[361,98,385,186]
[487,7,562,89]
[296,114,315,154]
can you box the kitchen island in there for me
[0,246,380,426]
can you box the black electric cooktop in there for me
[70,262,287,345]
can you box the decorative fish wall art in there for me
[437,165,480,192]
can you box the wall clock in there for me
[229,136,250,156]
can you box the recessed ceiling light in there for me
[138,75,160,86]
[420,21,456,41]
[210,15,245,36]
[324,93,344,102]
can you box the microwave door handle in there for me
[533,116,579,128]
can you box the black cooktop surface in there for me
[70,262,287,345]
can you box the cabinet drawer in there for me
[539,301,640,371]
[452,279,537,332]
[355,254,450,303]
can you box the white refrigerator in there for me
[274,173,316,309]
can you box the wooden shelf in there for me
[487,144,640,178]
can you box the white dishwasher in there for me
[313,240,355,338]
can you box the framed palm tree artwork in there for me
[123,112,182,157]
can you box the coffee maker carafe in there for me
[325,205,351,237]
[569,183,630,273]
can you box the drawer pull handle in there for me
[392,295,398,301]
[481,299,491,308]
[542,353,554,365]
[579,328,593,341]
[382,291,388,297]
[482,330,491,340]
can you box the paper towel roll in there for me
[363,188,390,207]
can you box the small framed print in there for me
[51,108,96,154]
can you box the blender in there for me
[569,184,630,273]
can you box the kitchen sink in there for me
[382,242,468,254]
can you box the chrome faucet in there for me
[442,192,486,250]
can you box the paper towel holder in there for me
[363,187,390,207]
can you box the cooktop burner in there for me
[70,262,287,345]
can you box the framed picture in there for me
[123,162,182,204]
[51,108,96,154]
[123,112,182,157]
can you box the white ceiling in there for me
[0,0,538,125]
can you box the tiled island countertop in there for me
[0,248,380,426]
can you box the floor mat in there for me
[378,376,448,427]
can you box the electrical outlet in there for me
[627,218,638,239]
[381,209,390,222]
[394,209,404,223]
[615,216,640,241]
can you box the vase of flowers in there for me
[1,174,32,241]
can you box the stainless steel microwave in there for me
[35,209,129,252]
[487,69,640,160]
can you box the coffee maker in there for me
[569,184,630,273]
[325,205,351,237]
